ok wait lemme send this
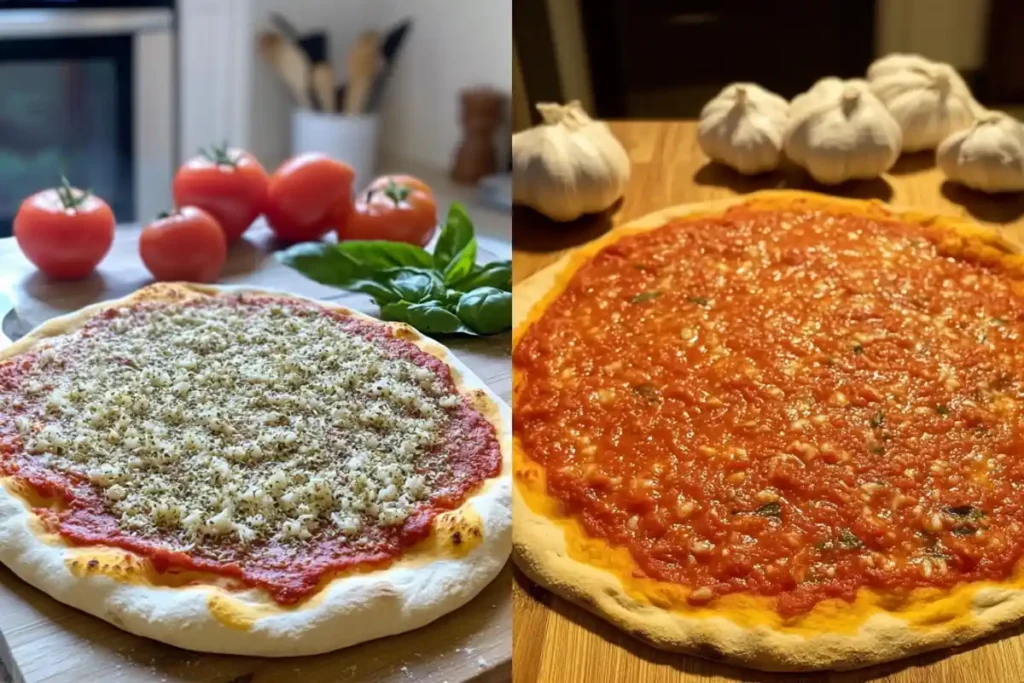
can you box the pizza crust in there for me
[513,190,1024,671]
[0,283,511,656]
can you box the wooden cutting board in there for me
[512,120,1024,683]
[0,223,512,683]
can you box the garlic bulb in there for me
[868,59,978,151]
[784,80,902,185]
[697,83,789,174]
[867,53,970,90]
[936,113,1024,193]
[512,101,630,222]
[789,77,866,120]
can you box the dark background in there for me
[515,0,1024,123]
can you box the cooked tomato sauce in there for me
[0,296,501,604]
[515,207,1024,616]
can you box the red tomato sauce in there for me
[0,296,501,604]
[515,207,1024,616]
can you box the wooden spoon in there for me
[343,31,381,115]
[258,31,312,109]
[311,63,336,113]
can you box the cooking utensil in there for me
[258,32,313,109]
[343,31,381,115]
[300,32,329,65]
[367,18,413,111]
[312,63,336,113]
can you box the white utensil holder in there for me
[291,110,380,190]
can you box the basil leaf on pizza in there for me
[0,283,510,656]
[512,191,1024,671]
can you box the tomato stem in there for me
[381,179,411,206]
[56,175,92,211]
[199,141,239,169]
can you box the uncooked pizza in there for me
[0,283,510,656]
[513,190,1024,670]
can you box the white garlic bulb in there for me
[789,77,866,120]
[697,83,789,174]
[936,112,1024,193]
[867,53,970,90]
[868,59,978,151]
[512,101,630,222]
[784,80,902,185]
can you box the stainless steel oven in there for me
[0,1,175,237]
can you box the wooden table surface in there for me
[511,120,1024,683]
[0,220,512,683]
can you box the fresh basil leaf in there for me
[278,243,401,303]
[388,268,445,303]
[453,260,512,291]
[444,239,477,285]
[333,240,433,269]
[433,203,475,270]
[455,287,511,335]
[443,288,465,307]
[407,302,466,334]
[381,300,465,334]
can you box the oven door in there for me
[0,7,174,237]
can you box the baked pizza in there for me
[513,190,1024,670]
[0,283,510,656]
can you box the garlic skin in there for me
[789,77,867,120]
[784,80,902,185]
[868,60,978,151]
[512,101,630,222]
[868,53,972,92]
[697,83,789,175]
[937,113,1024,193]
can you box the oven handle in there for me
[0,8,171,38]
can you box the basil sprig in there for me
[279,203,511,336]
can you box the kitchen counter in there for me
[512,120,1024,683]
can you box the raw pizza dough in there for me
[0,283,511,656]
[513,190,1024,671]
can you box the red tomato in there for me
[264,153,355,243]
[339,174,437,246]
[139,207,227,283]
[14,181,115,280]
[172,145,268,242]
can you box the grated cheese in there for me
[6,299,463,549]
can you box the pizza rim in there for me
[0,282,512,656]
[512,190,1024,671]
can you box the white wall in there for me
[247,0,511,172]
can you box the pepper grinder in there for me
[451,86,506,185]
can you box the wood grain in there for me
[0,220,512,683]
[511,120,1024,683]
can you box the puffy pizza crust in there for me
[513,190,1024,671]
[0,283,512,656]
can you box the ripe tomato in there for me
[264,153,355,243]
[14,180,115,280]
[172,144,268,242]
[339,175,437,246]
[139,207,227,283]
